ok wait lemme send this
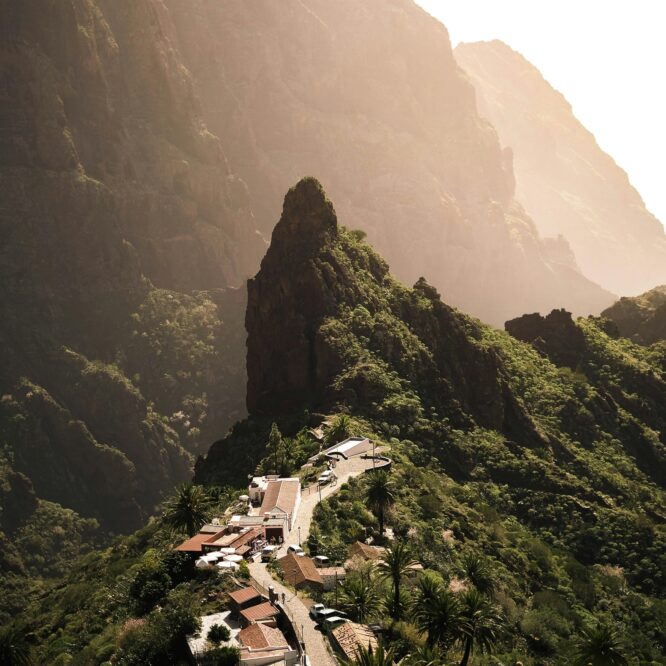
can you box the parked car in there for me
[322,615,348,632]
[313,608,348,624]
[309,603,325,620]
[287,544,305,556]
[261,545,278,562]
[313,555,330,567]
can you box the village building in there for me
[313,436,373,461]
[239,601,281,628]
[228,587,264,617]
[238,623,299,666]
[318,566,346,592]
[347,541,385,562]
[203,526,263,558]
[278,552,323,593]
[330,622,378,662]
[173,530,226,554]
[258,478,301,535]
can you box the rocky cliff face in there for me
[0,0,264,532]
[601,286,666,345]
[456,40,666,296]
[164,0,613,325]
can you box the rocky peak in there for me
[505,309,587,368]
[264,176,337,265]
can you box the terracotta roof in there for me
[239,622,289,650]
[332,622,378,662]
[349,541,385,560]
[278,553,323,588]
[260,479,300,516]
[228,587,262,605]
[173,530,225,553]
[240,601,280,624]
[319,567,346,578]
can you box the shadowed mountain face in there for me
[456,40,666,297]
[164,0,613,325]
[0,0,264,532]
[602,286,666,345]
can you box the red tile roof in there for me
[348,541,385,560]
[240,601,280,624]
[332,622,378,662]
[239,623,289,650]
[259,479,300,516]
[278,553,323,588]
[173,530,225,553]
[228,587,262,606]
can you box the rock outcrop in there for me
[456,40,666,296]
[601,286,666,345]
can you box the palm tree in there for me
[0,625,32,666]
[163,483,213,536]
[377,540,419,622]
[413,576,462,650]
[573,623,628,666]
[325,414,352,446]
[457,589,503,666]
[340,641,395,666]
[365,471,396,536]
[459,553,495,594]
[339,574,381,623]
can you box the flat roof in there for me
[321,437,369,456]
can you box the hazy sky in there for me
[415,0,666,229]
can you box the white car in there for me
[287,544,305,556]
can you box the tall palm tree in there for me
[340,641,395,666]
[573,623,628,666]
[377,540,419,622]
[163,483,213,536]
[412,577,462,650]
[339,574,381,623]
[457,589,503,666]
[365,471,396,536]
[0,625,32,666]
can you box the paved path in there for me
[250,454,378,666]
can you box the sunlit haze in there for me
[416,0,666,229]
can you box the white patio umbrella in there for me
[216,561,239,571]
[218,547,236,555]
[224,554,243,563]
[204,551,224,560]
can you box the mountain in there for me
[455,39,666,296]
[0,0,265,537]
[193,178,666,662]
[162,0,613,325]
[601,286,666,345]
[10,177,664,664]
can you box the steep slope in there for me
[455,39,666,296]
[165,0,613,325]
[0,0,264,534]
[601,285,666,344]
[194,178,666,662]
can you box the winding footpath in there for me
[249,454,378,666]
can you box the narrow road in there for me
[250,454,377,666]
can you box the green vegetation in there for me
[163,482,214,537]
